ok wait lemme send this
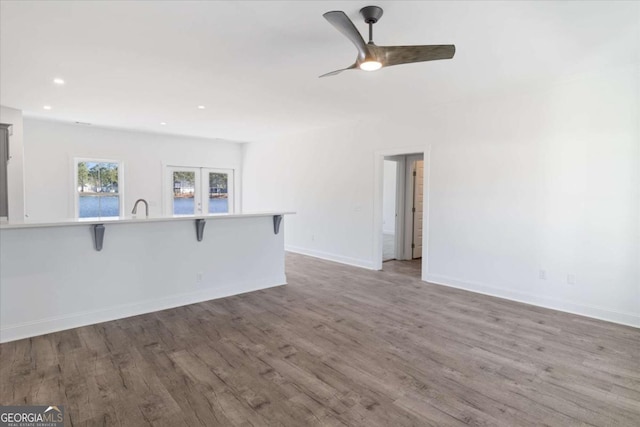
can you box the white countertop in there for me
[0,211,295,230]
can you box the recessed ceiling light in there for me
[43,105,52,110]
[197,105,206,110]
[53,78,65,85]
[160,122,167,125]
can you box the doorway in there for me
[378,151,427,275]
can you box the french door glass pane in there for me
[207,172,229,214]
[173,171,196,215]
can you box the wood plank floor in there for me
[1,253,639,426]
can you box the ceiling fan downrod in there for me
[360,5,383,44]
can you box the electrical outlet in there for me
[567,274,576,285]
[539,269,547,280]
[196,272,203,283]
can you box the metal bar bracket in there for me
[273,215,283,235]
[93,224,105,251]
[195,219,206,242]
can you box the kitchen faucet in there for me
[132,199,149,218]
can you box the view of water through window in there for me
[171,170,230,215]
[77,161,120,218]
[172,198,228,215]
[79,195,120,218]
[78,163,230,218]
[78,196,228,217]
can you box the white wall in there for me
[22,118,244,220]
[0,215,286,342]
[0,105,25,221]
[382,160,397,234]
[243,64,640,327]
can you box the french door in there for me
[166,166,234,215]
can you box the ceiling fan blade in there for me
[323,11,368,60]
[319,63,357,78]
[372,44,455,67]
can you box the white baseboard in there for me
[0,277,287,343]
[425,273,639,329]
[282,246,638,328]
[285,245,377,270]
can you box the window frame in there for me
[73,157,125,219]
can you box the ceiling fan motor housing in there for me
[360,6,383,24]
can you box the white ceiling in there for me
[1,1,637,142]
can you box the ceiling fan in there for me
[320,5,455,77]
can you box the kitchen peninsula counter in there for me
[0,212,294,342]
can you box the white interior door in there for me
[412,160,424,259]
[201,168,234,214]
[167,166,202,215]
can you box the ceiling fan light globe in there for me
[359,60,382,71]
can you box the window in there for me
[166,166,234,215]
[75,159,123,218]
